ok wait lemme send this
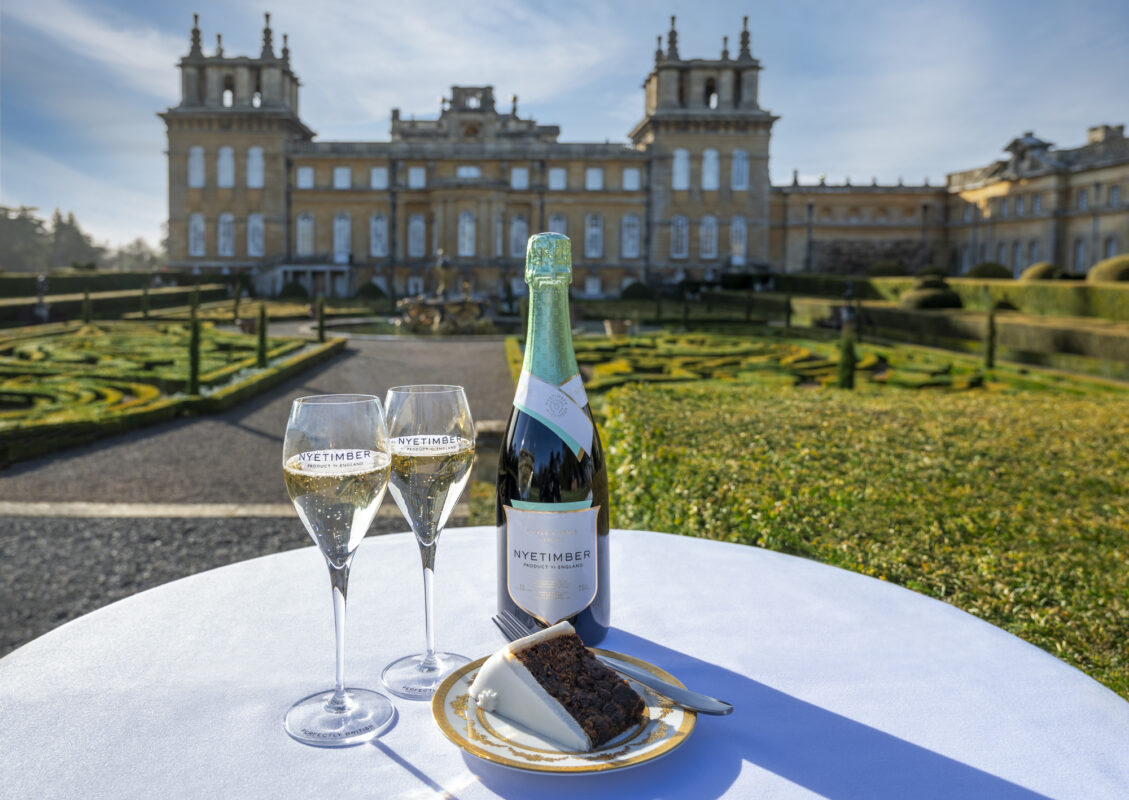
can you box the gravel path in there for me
[0,337,511,656]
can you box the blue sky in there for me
[2,0,1127,248]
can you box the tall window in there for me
[408,167,426,189]
[622,168,641,191]
[333,212,351,264]
[548,214,567,235]
[620,214,640,259]
[296,213,314,255]
[1016,195,1025,216]
[1074,238,1086,271]
[218,213,235,256]
[247,147,264,188]
[672,149,690,190]
[408,214,426,258]
[456,165,481,179]
[458,211,476,257]
[999,198,1008,217]
[1033,194,1043,213]
[699,215,718,258]
[510,167,529,190]
[369,214,388,257]
[730,216,747,266]
[701,149,719,191]
[495,215,504,257]
[370,167,389,189]
[247,214,264,256]
[584,214,603,258]
[188,146,205,188]
[1078,189,1088,210]
[188,214,206,256]
[296,166,314,189]
[731,149,749,191]
[585,167,604,191]
[670,215,688,259]
[1012,242,1021,272]
[510,215,529,258]
[1110,185,1121,207]
[584,276,602,296]
[1028,240,1039,265]
[960,244,971,272]
[962,204,973,223]
[217,147,234,188]
[548,167,567,190]
[997,242,1007,263]
[333,167,351,190]
[1106,237,1119,260]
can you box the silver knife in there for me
[596,653,733,716]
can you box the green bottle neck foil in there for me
[522,233,579,386]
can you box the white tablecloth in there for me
[2,527,1127,799]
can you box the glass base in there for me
[382,651,470,700]
[283,687,395,747]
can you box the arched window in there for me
[699,215,718,259]
[701,149,719,191]
[548,214,567,235]
[1012,242,1022,272]
[217,147,234,188]
[188,146,205,188]
[730,216,747,266]
[296,213,314,256]
[247,214,264,256]
[188,214,206,256]
[1105,236,1118,260]
[218,213,235,257]
[408,214,426,258]
[510,215,528,258]
[1028,240,1039,265]
[620,214,640,259]
[246,147,264,188]
[370,214,388,257]
[333,212,351,264]
[704,78,718,109]
[731,150,748,191]
[960,244,970,272]
[584,214,603,259]
[997,242,1007,264]
[672,149,690,190]
[458,211,476,257]
[1074,238,1086,271]
[670,215,688,259]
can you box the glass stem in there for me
[419,539,438,669]
[326,555,353,713]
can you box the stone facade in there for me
[161,15,1129,296]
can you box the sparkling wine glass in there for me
[282,394,395,746]
[381,385,476,699]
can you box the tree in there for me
[49,210,104,270]
[0,206,50,273]
[102,238,162,272]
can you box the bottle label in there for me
[504,503,599,626]
[513,371,593,458]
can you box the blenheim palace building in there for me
[162,15,1129,298]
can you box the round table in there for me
[2,528,1126,799]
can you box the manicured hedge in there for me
[0,284,228,325]
[603,381,1129,699]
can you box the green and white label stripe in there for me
[511,499,593,511]
[513,371,593,458]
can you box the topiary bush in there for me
[866,260,908,277]
[1088,255,1129,283]
[355,281,386,300]
[278,280,310,300]
[1020,262,1063,281]
[914,265,949,279]
[967,262,1013,279]
[620,281,655,300]
[898,275,963,310]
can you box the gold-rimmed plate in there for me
[431,648,696,773]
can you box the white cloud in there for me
[3,0,181,99]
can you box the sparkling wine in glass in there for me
[282,394,395,746]
[381,385,476,699]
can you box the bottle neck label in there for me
[514,371,592,458]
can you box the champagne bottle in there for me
[496,233,610,645]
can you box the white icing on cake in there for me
[468,621,591,751]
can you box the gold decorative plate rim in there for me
[430,647,697,774]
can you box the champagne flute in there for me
[282,394,395,746]
[381,385,476,699]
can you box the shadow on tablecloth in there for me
[461,628,1052,800]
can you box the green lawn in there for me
[603,381,1129,699]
